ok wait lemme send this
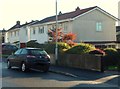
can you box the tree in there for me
[48,28,64,42]
[62,32,77,46]
[48,28,77,46]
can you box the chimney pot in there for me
[16,21,20,25]
[76,7,80,11]
[59,11,62,15]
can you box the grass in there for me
[107,66,119,71]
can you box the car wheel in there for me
[7,60,11,69]
[21,62,28,72]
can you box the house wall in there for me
[19,27,28,43]
[47,21,72,33]
[30,25,48,44]
[118,1,120,26]
[72,9,116,42]
[0,32,2,43]
[6,29,20,43]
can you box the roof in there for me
[32,6,117,25]
[7,20,38,31]
[32,6,97,25]
[8,24,21,31]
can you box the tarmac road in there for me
[1,61,120,89]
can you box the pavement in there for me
[49,65,120,87]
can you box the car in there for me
[2,44,18,56]
[7,48,50,72]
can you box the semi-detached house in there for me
[6,6,118,48]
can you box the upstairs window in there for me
[26,29,27,35]
[14,31,16,36]
[96,22,102,32]
[33,29,35,34]
[64,23,67,32]
[17,31,19,36]
[39,26,44,34]
[33,27,35,35]
[11,32,12,37]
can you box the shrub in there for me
[104,48,119,58]
[89,48,105,55]
[45,42,70,54]
[57,42,71,53]
[26,40,43,48]
[103,48,120,66]
[27,42,70,54]
[65,43,95,54]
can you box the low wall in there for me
[50,54,103,71]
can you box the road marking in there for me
[95,75,120,83]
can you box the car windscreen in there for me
[29,49,48,56]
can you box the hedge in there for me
[103,48,120,67]
[65,43,95,54]
[26,41,70,54]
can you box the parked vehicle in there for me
[7,48,50,72]
[2,44,18,56]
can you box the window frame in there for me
[96,22,102,32]
[38,26,44,34]
[33,29,35,35]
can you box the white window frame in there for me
[26,29,27,35]
[64,23,67,32]
[33,27,35,35]
[39,26,44,34]
[11,32,12,37]
[96,22,102,32]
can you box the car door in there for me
[18,49,28,66]
[11,49,22,67]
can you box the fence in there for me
[49,54,103,72]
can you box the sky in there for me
[0,0,120,30]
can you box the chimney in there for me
[75,7,80,11]
[25,21,28,24]
[31,20,34,22]
[16,21,20,25]
[59,11,62,15]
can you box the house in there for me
[116,26,120,48]
[118,1,120,26]
[6,6,118,48]
[5,20,38,48]
[30,6,117,48]
[116,26,120,41]
[0,29,6,43]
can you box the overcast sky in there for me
[0,0,120,30]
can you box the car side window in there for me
[14,49,22,55]
[20,49,28,55]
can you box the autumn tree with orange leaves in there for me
[63,32,77,46]
[48,28,77,47]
